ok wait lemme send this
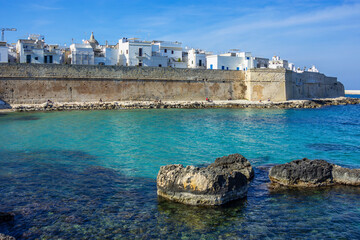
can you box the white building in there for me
[152,40,186,68]
[308,65,319,73]
[268,56,291,70]
[70,33,118,65]
[0,42,8,63]
[70,43,94,65]
[117,38,187,68]
[206,52,256,70]
[118,38,153,67]
[187,48,207,69]
[16,34,62,64]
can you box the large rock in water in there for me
[269,158,360,187]
[157,154,253,205]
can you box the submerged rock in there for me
[269,158,360,187]
[156,154,252,206]
[0,212,14,223]
[0,233,16,240]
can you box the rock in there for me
[0,234,16,240]
[332,165,360,186]
[208,153,254,180]
[269,158,360,187]
[0,212,14,223]
[156,154,253,205]
[269,158,333,187]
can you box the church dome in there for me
[89,32,99,46]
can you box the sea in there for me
[0,96,359,239]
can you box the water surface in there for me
[0,104,359,239]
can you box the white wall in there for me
[70,44,94,65]
[188,49,206,68]
[0,46,8,63]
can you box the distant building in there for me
[187,48,207,69]
[16,34,62,64]
[206,51,256,70]
[118,38,153,67]
[307,65,319,73]
[70,33,117,65]
[268,56,292,70]
[117,38,186,68]
[254,57,269,68]
[0,42,8,63]
[69,43,94,65]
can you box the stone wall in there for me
[0,63,344,104]
[245,68,344,101]
[245,68,287,102]
[0,63,246,104]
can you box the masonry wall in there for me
[0,63,345,104]
[0,63,246,104]
[245,68,287,102]
[286,71,345,99]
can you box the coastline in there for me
[1,97,359,112]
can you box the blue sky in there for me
[1,0,360,89]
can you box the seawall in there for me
[0,63,345,105]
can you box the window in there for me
[126,50,128,54]
[222,66,225,70]
[191,61,193,64]
[246,57,250,60]
[236,67,239,70]
[171,50,174,54]
[35,57,38,60]
[121,50,123,54]
[164,49,167,53]
[159,64,162,67]
[226,67,229,70]
[139,48,143,57]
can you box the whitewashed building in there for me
[0,42,8,63]
[16,34,62,64]
[70,33,118,65]
[206,52,256,71]
[118,38,153,67]
[152,41,186,68]
[69,43,94,65]
[187,48,207,69]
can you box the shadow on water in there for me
[157,196,247,233]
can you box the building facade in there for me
[16,34,62,64]
[0,42,8,63]
[206,52,256,71]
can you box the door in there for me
[139,48,143,57]
[199,59,202,66]
[26,55,31,63]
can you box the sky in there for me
[1,0,360,89]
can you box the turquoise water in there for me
[0,103,360,239]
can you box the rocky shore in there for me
[0,97,359,112]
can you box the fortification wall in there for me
[286,71,345,99]
[0,64,246,104]
[245,68,344,101]
[0,63,345,104]
[245,68,287,102]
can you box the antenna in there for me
[1,28,17,42]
